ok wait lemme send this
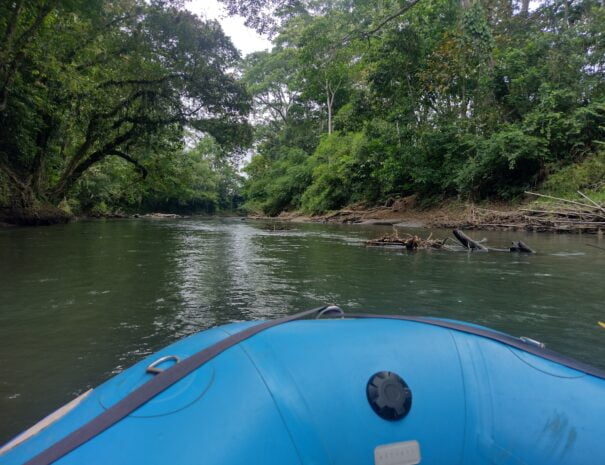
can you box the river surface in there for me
[1,218,604,443]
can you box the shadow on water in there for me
[0,218,604,442]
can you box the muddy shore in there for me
[3,197,603,234]
[254,198,605,235]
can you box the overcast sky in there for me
[186,0,271,56]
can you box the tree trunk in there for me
[327,97,333,134]
[0,0,58,112]
[563,0,570,26]
[3,177,71,226]
[326,81,333,135]
[521,0,529,16]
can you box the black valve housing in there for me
[366,371,412,421]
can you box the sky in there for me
[186,0,271,56]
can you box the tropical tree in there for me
[236,0,605,215]
[0,0,251,223]
[242,47,300,125]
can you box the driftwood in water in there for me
[365,231,446,250]
[141,212,184,219]
[453,229,535,253]
[262,222,292,232]
[366,228,535,253]
[452,229,488,251]
[510,240,535,253]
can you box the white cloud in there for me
[186,0,271,56]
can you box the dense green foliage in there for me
[2,0,605,222]
[238,0,605,215]
[0,0,250,222]
[69,137,244,215]
[541,151,605,203]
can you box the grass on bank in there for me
[534,151,605,206]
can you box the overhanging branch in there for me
[98,73,187,89]
[108,150,148,179]
[341,0,422,45]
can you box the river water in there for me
[1,218,604,443]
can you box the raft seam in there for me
[347,314,605,380]
[216,327,307,465]
[506,347,585,379]
[447,330,468,465]
[21,306,327,465]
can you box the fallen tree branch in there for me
[365,232,445,250]
[525,191,595,210]
[366,229,536,253]
[577,190,605,215]
[453,229,488,251]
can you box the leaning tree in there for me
[0,0,251,224]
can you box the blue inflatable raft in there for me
[1,306,604,465]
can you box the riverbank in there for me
[0,205,72,227]
[0,209,231,227]
[0,210,184,226]
[3,195,603,234]
[255,195,605,234]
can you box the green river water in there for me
[1,218,604,443]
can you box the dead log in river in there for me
[452,229,488,251]
[365,229,535,253]
[452,229,535,253]
[365,231,446,250]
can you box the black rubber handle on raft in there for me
[24,306,328,465]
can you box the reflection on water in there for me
[1,218,604,442]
